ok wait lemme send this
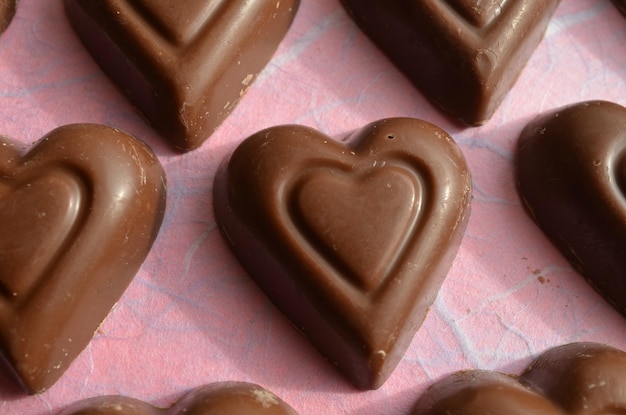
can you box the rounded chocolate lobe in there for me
[412,343,626,415]
[214,118,472,389]
[521,342,626,414]
[515,100,626,318]
[60,382,299,415]
[412,370,562,415]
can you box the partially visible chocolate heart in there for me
[64,0,300,151]
[60,382,299,415]
[516,100,626,318]
[339,0,559,125]
[412,342,626,415]
[214,118,472,389]
[0,124,166,393]
[0,0,16,34]
[614,0,626,17]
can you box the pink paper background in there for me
[1,0,626,413]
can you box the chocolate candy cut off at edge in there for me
[340,0,560,125]
[214,118,472,389]
[516,100,626,319]
[60,382,299,415]
[0,124,167,393]
[613,0,626,17]
[64,0,300,152]
[412,342,626,415]
[0,0,16,34]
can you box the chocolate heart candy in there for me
[214,118,472,389]
[521,343,626,413]
[60,382,299,415]
[339,0,559,125]
[0,124,166,393]
[64,0,300,151]
[516,100,626,318]
[413,342,626,415]
[412,371,563,415]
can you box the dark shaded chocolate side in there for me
[340,0,559,125]
[64,0,300,151]
[0,0,16,34]
[413,342,626,414]
[60,382,299,415]
[613,0,626,17]
[213,118,472,389]
[516,100,626,318]
[0,124,166,393]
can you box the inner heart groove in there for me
[290,163,422,293]
[0,168,86,301]
[129,0,225,44]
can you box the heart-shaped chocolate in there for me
[64,0,300,151]
[60,382,299,415]
[516,100,626,318]
[0,124,166,393]
[412,342,626,414]
[339,0,559,125]
[214,118,472,389]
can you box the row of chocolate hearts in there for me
[3,99,625,395]
[57,342,626,414]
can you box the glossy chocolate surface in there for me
[413,342,626,415]
[60,382,299,415]
[64,0,300,151]
[340,0,559,125]
[214,118,472,389]
[0,124,166,393]
[412,371,562,415]
[516,100,626,318]
[522,343,626,413]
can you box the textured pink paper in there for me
[1,1,626,414]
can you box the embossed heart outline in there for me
[60,382,299,415]
[214,118,472,389]
[0,124,166,393]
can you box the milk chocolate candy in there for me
[0,0,16,34]
[214,118,472,389]
[516,101,626,318]
[60,382,299,415]
[413,342,626,414]
[64,0,300,152]
[412,371,563,415]
[340,0,559,125]
[0,124,166,393]
[521,342,626,413]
